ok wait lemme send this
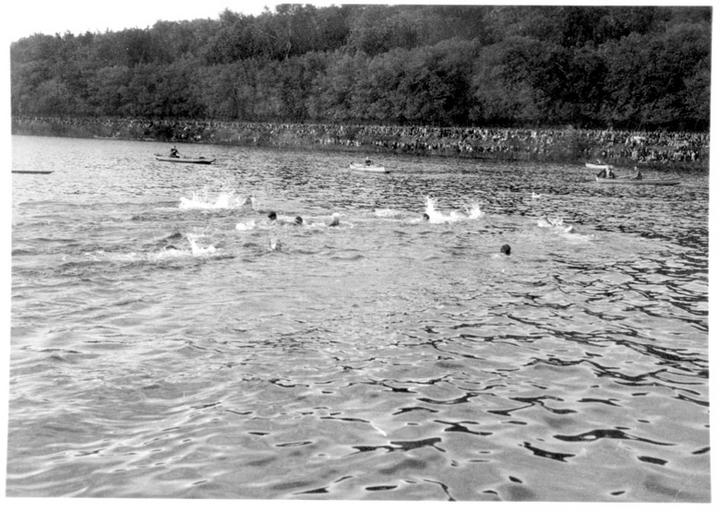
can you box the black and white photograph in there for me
[2,0,714,504]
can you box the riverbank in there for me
[12,116,709,170]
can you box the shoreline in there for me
[12,116,709,172]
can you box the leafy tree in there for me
[8,4,711,130]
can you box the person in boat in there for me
[597,167,615,179]
[169,146,179,158]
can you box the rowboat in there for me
[155,156,215,164]
[585,162,613,170]
[349,162,388,173]
[595,176,680,186]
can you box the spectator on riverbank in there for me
[11,116,709,168]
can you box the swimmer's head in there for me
[268,211,277,221]
[422,213,430,221]
[294,216,303,225]
[500,244,511,256]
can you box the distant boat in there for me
[155,155,215,164]
[585,162,613,170]
[12,170,53,174]
[349,162,388,173]
[595,176,680,186]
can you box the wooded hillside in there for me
[10,4,711,131]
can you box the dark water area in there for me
[8,136,709,500]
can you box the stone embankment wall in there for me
[12,116,709,170]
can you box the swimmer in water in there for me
[422,213,430,221]
[157,231,184,250]
[500,244,511,255]
[267,211,305,226]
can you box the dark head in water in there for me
[501,244,511,255]
[422,213,430,221]
[268,211,277,221]
[294,216,304,225]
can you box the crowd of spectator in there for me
[12,116,709,167]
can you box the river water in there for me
[8,135,709,500]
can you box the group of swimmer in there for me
[252,197,513,255]
[265,210,340,228]
[168,189,596,258]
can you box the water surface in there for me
[9,136,709,500]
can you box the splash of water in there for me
[537,216,572,232]
[465,203,485,219]
[179,189,254,210]
[187,234,218,257]
[424,196,483,224]
[236,220,257,231]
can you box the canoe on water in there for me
[595,176,680,186]
[155,156,215,164]
[349,162,388,173]
[585,162,613,170]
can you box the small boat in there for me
[585,162,613,170]
[349,162,388,173]
[12,170,54,174]
[595,176,680,186]
[155,156,215,164]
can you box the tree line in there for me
[10,4,711,131]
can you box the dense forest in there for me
[10,4,712,131]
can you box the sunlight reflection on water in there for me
[9,136,709,500]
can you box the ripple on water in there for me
[9,138,708,500]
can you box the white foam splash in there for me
[465,203,485,219]
[147,234,218,260]
[235,219,257,231]
[537,216,572,231]
[187,234,218,257]
[424,196,484,224]
[179,190,255,210]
